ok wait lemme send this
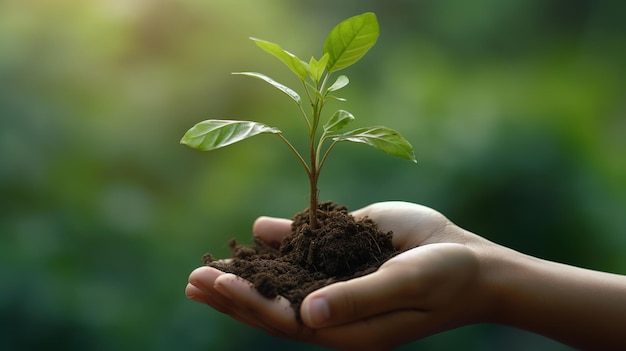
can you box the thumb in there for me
[300,260,413,328]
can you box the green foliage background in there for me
[1,1,624,350]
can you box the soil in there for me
[203,202,399,321]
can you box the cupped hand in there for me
[186,202,497,351]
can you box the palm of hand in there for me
[186,202,484,350]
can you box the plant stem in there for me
[306,73,332,230]
[317,138,338,175]
[308,105,319,230]
[309,165,319,229]
[276,134,310,175]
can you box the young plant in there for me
[181,12,416,229]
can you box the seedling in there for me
[181,12,416,229]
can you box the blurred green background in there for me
[1,0,624,350]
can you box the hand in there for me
[186,202,497,350]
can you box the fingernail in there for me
[303,297,329,327]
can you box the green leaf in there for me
[233,72,301,103]
[324,110,354,132]
[323,12,379,73]
[180,120,281,151]
[327,95,347,102]
[327,75,349,92]
[333,126,416,162]
[251,37,308,79]
[308,53,329,82]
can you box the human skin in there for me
[185,201,626,351]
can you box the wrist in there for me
[460,230,521,325]
[432,223,517,325]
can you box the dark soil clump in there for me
[204,202,399,320]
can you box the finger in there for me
[213,273,308,339]
[188,266,223,292]
[210,275,274,330]
[186,282,235,316]
[186,283,210,304]
[187,266,236,314]
[300,261,417,329]
[252,216,292,246]
[302,244,478,329]
[189,267,272,330]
